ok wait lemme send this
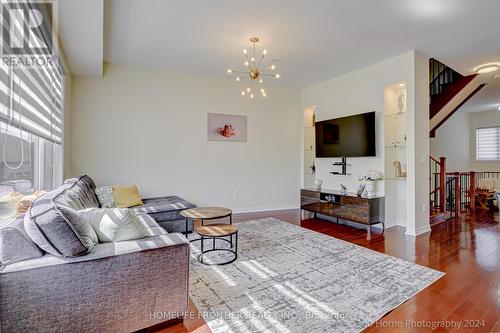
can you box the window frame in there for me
[475,125,500,162]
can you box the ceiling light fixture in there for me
[226,37,280,98]
[498,105,500,111]
[475,64,499,74]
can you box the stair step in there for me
[430,211,447,225]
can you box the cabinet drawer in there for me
[301,189,320,199]
[341,196,369,207]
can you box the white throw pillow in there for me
[79,207,149,243]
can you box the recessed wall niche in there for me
[384,81,407,228]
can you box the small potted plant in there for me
[359,171,382,196]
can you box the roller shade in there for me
[476,127,500,161]
[0,1,64,144]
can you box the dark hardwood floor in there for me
[156,210,500,333]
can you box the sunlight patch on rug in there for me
[189,218,444,333]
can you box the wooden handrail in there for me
[430,187,440,196]
[429,155,440,164]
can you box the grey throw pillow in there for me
[56,206,98,250]
[23,175,99,257]
[0,218,44,266]
[95,186,116,208]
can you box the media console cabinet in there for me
[300,188,385,240]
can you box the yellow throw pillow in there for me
[112,185,144,208]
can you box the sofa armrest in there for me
[0,233,188,274]
[0,233,190,332]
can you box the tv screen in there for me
[315,111,375,157]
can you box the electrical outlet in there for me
[233,190,238,197]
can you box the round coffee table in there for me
[180,207,232,236]
[195,224,238,265]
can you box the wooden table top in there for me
[195,224,237,237]
[180,207,232,219]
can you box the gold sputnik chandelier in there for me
[226,37,280,99]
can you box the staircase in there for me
[429,58,486,137]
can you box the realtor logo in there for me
[1,1,56,67]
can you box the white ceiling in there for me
[59,0,500,91]
[58,0,104,77]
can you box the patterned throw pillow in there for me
[78,207,148,243]
[95,186,116,208]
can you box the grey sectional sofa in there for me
[132,195,196,233]
[0,176,191,332]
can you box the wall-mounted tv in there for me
[315,111,375,157]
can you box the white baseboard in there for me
[372,219,406,230]
[232,205,299,214]
[405,224,431,237]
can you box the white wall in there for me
[408,51,430,236]
[70,64,301,213]
[301,52,414,193]
[430,110,500,172]
[430,111,470,171]
[301,50,430,236]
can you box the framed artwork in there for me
[207,113,247,142]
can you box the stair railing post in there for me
[454,172,460,217]
[439,157,446,213]
[470,171,476,214]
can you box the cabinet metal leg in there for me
[200,236,204,264]
[367,225,371,240]
[235,232,238,254]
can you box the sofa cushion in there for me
[79,208,148,243]
[0,217,44,266]
[23,175,99,257]
[131,196,196,222]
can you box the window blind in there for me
[476,127,500,161]
[0,2,64,144]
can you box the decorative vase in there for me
[365,181,375,196]
[314,179,323,190]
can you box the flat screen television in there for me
[315,111,375,157]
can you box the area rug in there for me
[189,218,444,333]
